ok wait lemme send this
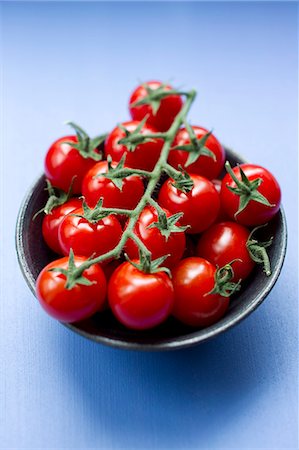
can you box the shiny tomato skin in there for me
[45,136,98,194]
[82,160,144,209]
[196,221,255,281]
[221,164,281,226]
[104,121,163,171]
[129,81,183,132]
[108,262,174,330]
[125,206,186,268]
[42,198,82,255]
[36,256,107,322]
[168,126,225,179]
[58,207,122,259]
[172,257,229,327]
[158,174,220,234]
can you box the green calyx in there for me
[246,224,273,276]
[173,123,216,167]
[117,116,156,152]
[131,82,181,116]
[165,164,194,193]
[33,178,74,219]
[49,249,95,290]
[225,161,274,217]
[100,155,152,191]
[207,261,242,297]
[74,198,114,224]
[125,249,171,277]
[147,207,188,241]
[65,121,106,161]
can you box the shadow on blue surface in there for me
[50,305,280,448]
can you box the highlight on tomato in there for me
[125,205,186,268]
[171,257,240,327]
[158,174,220,234]
[221,162,281,226]
[108,256,174,330]
[129,80,183,132]
[168,125,225,180]
[36,254,107,323]
[82,159,144,209]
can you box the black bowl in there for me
[16,148,287,351]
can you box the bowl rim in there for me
[15,147,288,351]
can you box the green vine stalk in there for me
[59,89,197,288]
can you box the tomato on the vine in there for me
[221,163,281,226]
[45,136,99,194]
[104,121,163,171]
[129,81,183,132]
[42,198,82,255]
[196,221,255,281]
[108,261,174,330]
[171,257,230,327]
[58,208,122,260]
[158,174,220,234]
[168,126,225,180]
[82,160,144,209]
[36,256,107,322]
[125,206,186,268]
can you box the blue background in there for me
[1,2,298,449]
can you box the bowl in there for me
[15,148,287,351]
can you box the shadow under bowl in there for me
[15,148,287,351]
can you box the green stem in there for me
[71,90,197,278]
[225,161,251,193]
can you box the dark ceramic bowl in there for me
[16,148,287,351]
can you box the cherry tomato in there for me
[36,256,106,322]
[158,175,220,234]
[221,164,281,226]
[108,262,174,330]
[58,208,122,259]
[168,126,225,179]
[172,257,229,327]
[129,81,183,132]
[45,136,98,194]
[196,222,255,281]
[104,121,163,171]
[42,198,82,254]
[82,160,144,209]
[125,206,186,268]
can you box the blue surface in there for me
[1,2,298,449]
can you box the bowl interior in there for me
[16,148,287,350]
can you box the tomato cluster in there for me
[35,81,281,331]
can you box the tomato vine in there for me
[60,89,197,288]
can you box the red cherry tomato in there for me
[125,206,186,268]
[108,262,174,330]
[82,160,144,209]
[196,221,255,281]
[168,126,225,179]
[221,164,281,226]
[42,198,82,255]
[172,257,229,327]
[36,256,106,322]
[58,207,122,259]
[129,81,183,131]
[45,136,98,194]
[104,121,163,171]
[158,175,220,234]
